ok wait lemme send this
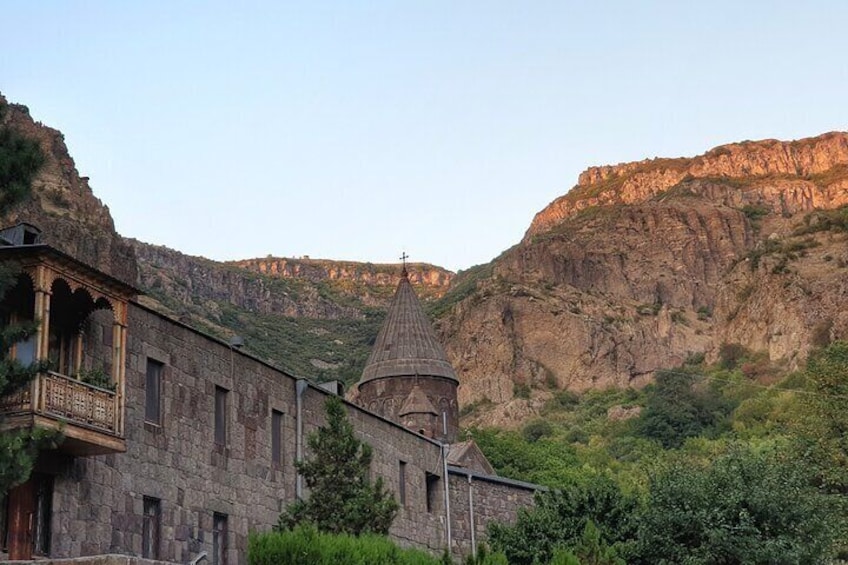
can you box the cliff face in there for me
[526,132,848,239]
[0,95,137,283]
[132,241,368,321]
[233,257,452,305]
[6,90,848,430]
[439,132,848,428]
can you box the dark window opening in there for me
[0,493,7,552]
[271,410,284,466]
[142,497,160,560]
[426,472,440,513]
[145,359,163,424]
[215,387,228,446]
[212,513,228,565]
[398,461,407,506]
[32,474,52,556]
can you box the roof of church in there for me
[359,270,458,386]
[398,384,439,416]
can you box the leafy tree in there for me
[488,476,637,565]
[278,395,398,535]
[631,447,839,564]
[0,99,52,494]
[796,341,848,494]
[633,368,734,448]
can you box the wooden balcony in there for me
[0,371,126,456]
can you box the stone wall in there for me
[42,303,534,563]
[447,470,538,557]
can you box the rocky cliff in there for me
[439,132,848,427]
[526,133,848,239]
[6,90,848,430]
[233,257,452,305]
[0,95,138,283]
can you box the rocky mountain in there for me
[130,240,453,382]
[0,92,451,384]
[5,91,848,429]
[439,132,848,427]
[0,95,137,283]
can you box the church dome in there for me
[359,271,458,386]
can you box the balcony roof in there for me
[0,244,140,299]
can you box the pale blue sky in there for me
[2,1,846,271]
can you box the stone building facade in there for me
[0,234,538,563]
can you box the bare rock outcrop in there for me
[0,95,138,283]
[443,132,848,428]
[527,132,848,240]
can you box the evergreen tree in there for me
[0,99,53,493]
[278,395,398,535]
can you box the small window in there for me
[271,410,284,466]
[426,473,440,513]
[398,461,407,506]
[142,496,160,559]
[145,359,163,424]
[212,513,228,565]
[215,387,228,446]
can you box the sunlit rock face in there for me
[439,131,848,428]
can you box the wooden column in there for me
[112,302,128,436]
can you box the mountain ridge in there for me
[4,90,848,428]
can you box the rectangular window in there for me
[215,386,228,446]
[398,461,407,506]
[145,359,163,424]
[426,473,440,513]
[271,410,284,466]
[212,513,228,565]
[142,496,160,560]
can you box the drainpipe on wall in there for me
[468,474,476,558]
[296,378,308,500]
[442,441,452,555]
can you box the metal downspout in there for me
[468,474,476,557]
[296,378,308,499]
[443,442,452,554]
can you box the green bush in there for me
[249,525,441,565]
[488,476,638,565]
[522,419,554,443]
[631,448,840,564]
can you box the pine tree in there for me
[278,395,398,535]
[0,99,53,493]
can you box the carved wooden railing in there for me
[0,371,118,434]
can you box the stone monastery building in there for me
[0,223,537,563]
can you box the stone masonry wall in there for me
[42,303,534,563]
[47,304,454,563]
[448,470,538,557]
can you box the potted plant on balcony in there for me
[77,367,115,391]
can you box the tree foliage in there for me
[796,341,848,494]
[0,101,45,213]
[632,368,735,448]
[278,395,398,535]
[0,103,52,494]
[488,476,637,565]
[631,448,839,565]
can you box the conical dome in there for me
[359,272,458,385]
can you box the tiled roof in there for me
[359,272,458,385]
